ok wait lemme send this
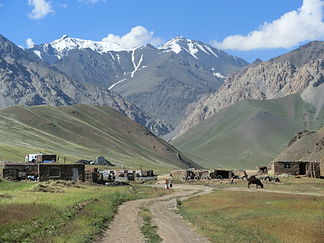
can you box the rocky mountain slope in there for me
[273,128,324,163]
[30,36,247,126]
[172,94,324,169]
[177,41,324,137]
[0,34,172,135]
[0,104,199,172]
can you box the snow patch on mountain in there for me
[187,41,199,59]
[33,50,42,59]
[108,78,127,90]
[162,38,182,54]
[213,72,226,78]
[131,50,144,78]
[49,35,124,57]
[161,36,222,60]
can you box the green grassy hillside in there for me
[172,94,324,169]
[0,105,198,173]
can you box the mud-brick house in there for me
[268,161,320,178]
[3,163,85,181]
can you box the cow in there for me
[248,176,263,189]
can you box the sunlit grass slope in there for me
[172,94,324,169]
[0,104,198,172]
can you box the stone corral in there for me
[269,161,320,178]
[170,169,233,180]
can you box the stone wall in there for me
[3,163,85,181]
[271,161,320,178]
[3,164,38,180]
[38,164,85,181]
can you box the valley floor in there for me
[1,178,323,243]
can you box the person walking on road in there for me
[165,179,169,189]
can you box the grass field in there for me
[172,94,324,169]
[208,177,324,194]
[0,179,171,243]
[178,178,324,243]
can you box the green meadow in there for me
[0,179,170,243]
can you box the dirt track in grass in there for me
[99,183,324,243]
[98,184,213,243]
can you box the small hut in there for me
[268,161,320,178]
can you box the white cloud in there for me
[26,38,35,48]
[102,26,162,49]
[214,0,324,50]
[28,0,54,19]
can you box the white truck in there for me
[25,154,57,163]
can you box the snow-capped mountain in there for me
[28,35,248,127]
[0,34,172,136]
[161,36,247,76]
[162,36,221,59]
[43,35,122,57]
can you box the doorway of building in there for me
[72,168,79,182]
[299,163,306,175]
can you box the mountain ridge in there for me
[176,41,324,137]
[29,35,248,127]
[0,34,172,136]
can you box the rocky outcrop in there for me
[288,130,316,147]
[273,127,324,163]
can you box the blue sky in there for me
[0,0,323,62]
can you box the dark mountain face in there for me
[29,36,248,126]
[0,35,172,136]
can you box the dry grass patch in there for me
[0,203,57,227]
[179,190,324,243]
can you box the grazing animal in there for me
[247,176,263,189]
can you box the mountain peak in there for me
[164,36,199,46]
[161,37,221,59]
[61,34,69,39]
[46,35,124,57]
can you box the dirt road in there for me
[99,184,213,243]
[99,183,324,243]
